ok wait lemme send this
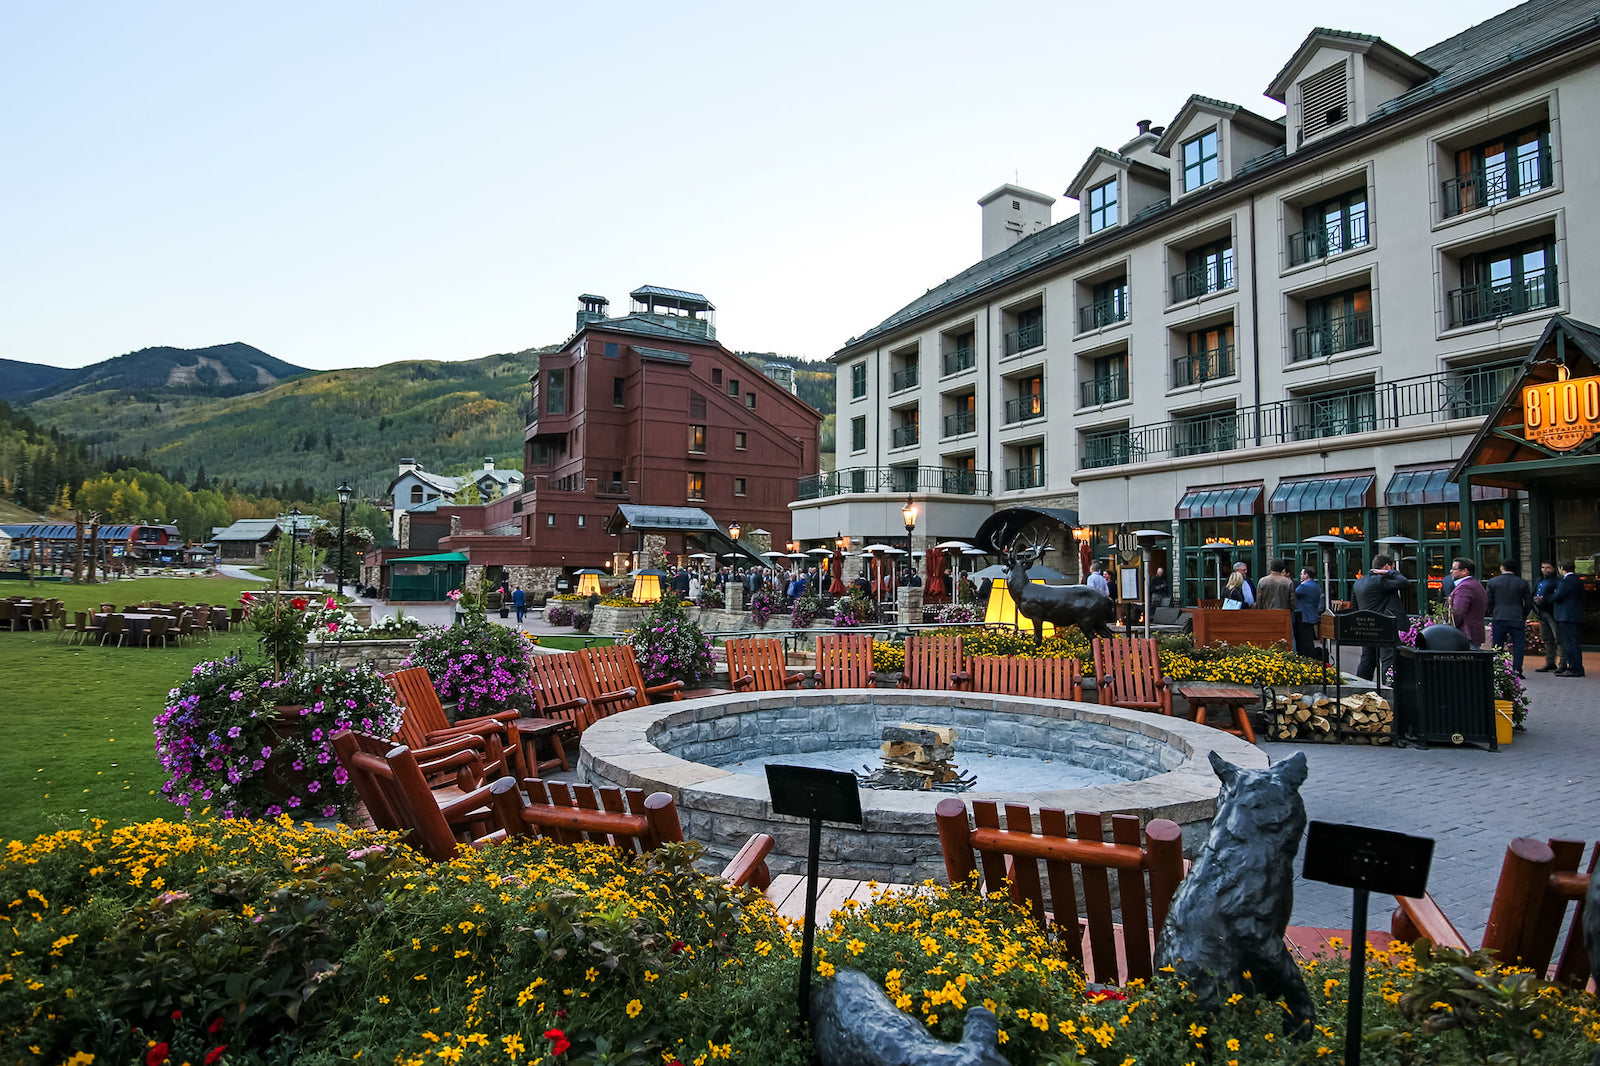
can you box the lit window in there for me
[545,513,556,527]
[1182,130,1219,192]
[687,473,705,500]
[689,425,706,453]
[577,514,586,527]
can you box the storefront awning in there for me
[1269,475,1376,514]
[972,506,1079,554]
[1385,468,1510,506]
[1175,485,1263,520]
[390,552,469,563]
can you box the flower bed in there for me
[400,616,535,718]
[945,628,1328,688]
[4,819,1595,1065]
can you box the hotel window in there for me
[1173,239,1234,302]
[1449,238,1558,328]
[1080,351,1128,407]
[1088,179,1118,233]
[851,415,866,452]
[577,514,586,528]
[544,368,566,414]
[1443,123,1552,218]
[1006,443,1044,490]
[613,376,626,406]
[728,377,740,397]
[545,513,556,527]
[745,392,756,409]
[712,368,723,385]
[607,470,623,494]
[603,342,618,358]
[735,431,747,450]
[689,424,707,453]
[1005,376,1043,424]
[734,477,747,496]
[410,486,424,504]
[850,362,867,398]
[687,472,705,500]
[1290,190,1368,266]
[1174,324,1236,388]
[1182,129,1219,192]
[1293,287,1373,360]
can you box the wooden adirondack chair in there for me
[489,777,774,890]
[330,731,504,862]
[897,633,970,690]
[1392,835,1597,987]
[968,655,1083,701]
[813,633,876,688]
[579,644,684,709]
[384,667,522,778]
[937,798,1185,984]
[726,637,804,692]
[1091,637,1173,716]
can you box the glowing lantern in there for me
[982,577,1056,637]
[574,569,605,598]
[630,569,667,605]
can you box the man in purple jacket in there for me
[1448,558,1488,649]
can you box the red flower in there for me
[325,596,335,610]
[205,1046,227,1065]
[554,1008,568,1020]
[240,592,255,603]
[543,1028,571,1056]
[669,939,686,954]
[171,1009,183,1021]
[1087,989,1128,1003]
[147,1043,170,1066]
[291,597,309,610]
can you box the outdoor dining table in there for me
[108,612,177,646]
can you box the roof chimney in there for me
[576,294,610,330]
[1136,119,1152,135]
[398,457,418,475]
[483,456,494,471]
[976,183,1055,260]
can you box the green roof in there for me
[390,551,469,563]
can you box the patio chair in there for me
[725,637,804,692]
[1391,835,1596,987]
[0,602,13,632]
[579,644,684,709]
[812,633,876,688]
[1091,636,1173,716]
[330,731,504,862]
[100,615,126,648]
[528,650,623,754]
[968,654,1083,701]
[383,667,522,779]
[58,611,88,645]
[170,612,195,647]
[143,616,170,649]
[896,632,970,690]
[937,797,1185,984]
[81,613,105,646]
[27,601,47,632]
[489,777,774,889]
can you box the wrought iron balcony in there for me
[890,364,919,392]
[1004,465,1044,491]
[1081,430,1136,469]
[1448,268,1558,328]
[943,410,976,437]
[1290,312,1374,361]
[891,423,920,448]
[1077,296,1129,332]
[1003,322,1044,355]
[1441,151,1552,218]
[1287,216,1369,266]
[1173,416,1238,457]
[942,347,976,376]
[1079,374,1128,408]
[1171,344,1236,388]
[797,466,992,499]
[1004,394,1044,424]
[1170,259,1234,302]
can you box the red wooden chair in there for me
[726,637,804,692]
[330,731,503,862]
[967,655,1082,701]
[896,633,969,690]
[580,644,684,708]
[812,633,875,688]
[384,667,521,779]
[937,797,1185,984]
[1091,637,1173,716]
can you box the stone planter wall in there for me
[593,604,648,634]
[303,638,418,674]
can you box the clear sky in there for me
[2,0,1519,372]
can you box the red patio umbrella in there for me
[829,549,847,596]
[925,548,947,598]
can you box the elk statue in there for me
[1004,545,1116,644]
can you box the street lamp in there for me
[902,497,918,536]
[287,507,302,591]
[336,480,353,596]
[729,521,742,542]
[1133,529,1172,640]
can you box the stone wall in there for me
[303,638,417,674]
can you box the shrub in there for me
[696,586,725,610]
[401,616,535,717]
[790,593,824,629]
[833,589,879,628]
[572,610,593,632]
[939,601,980,624]
[871,640,904,674]
[748,586,786,628]
[546,603,575,626]
[242,591,309,680]
[625,593,713,687]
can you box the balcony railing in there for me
[1448,268,1558,327]
[797,466,992,499]
[1079,373,1128,408]
[1170,259,1234,302]
[943,410,976,437]
[943,347,976,376]
[1171,344,1236,388]
[1078,360,1520,470]
[541,473,588,492]
[1003,321,1044,355]
[1291,311,1374,361]
[1077,296,1129,332]
[1005,465,1044,491]
[1287,216,1369,266]
[1004,394,1044,424]
[1442,151,1553,218]
[891,365,919,392]
[891,424,920,447]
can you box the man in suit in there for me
[1352,554,1411,684]
[1532,561,1561,671]
[1486,560,1533,677]
[1232,560,1256,606]
[1550,559,1586,677]
[1293,567,1324,659]
[1255,559,1295,611]
[1448,558,1488,649]
[511,585,526,625]
[672,568,691,596]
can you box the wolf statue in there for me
[1155,751,1316,1039]
[811,970,1007,1066]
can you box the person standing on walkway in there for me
[1222,572,1248,609]
[1486,560,1533,676]
[1353,554,1411,683]
[1448,558,1488,649]
[1255,559,1294,611]
[1232,560,1256,606]
[1293,566,1324,659]
[511,585,525,625]
[1086,561,1111,598]
[1533,560,1561,672]
[1550,559,1586,677]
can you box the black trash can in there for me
[1392,638,1498,750]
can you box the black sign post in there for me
[765,764,864,1026]
[1302,821,1434,1066]
[1332,610,1400,707]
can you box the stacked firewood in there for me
[862,723,971,790]
[1268,691,1393,744]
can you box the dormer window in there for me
[1088,179,1118,233]
[1182,131,1219,192]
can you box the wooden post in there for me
[1481,837,1555,965]
[642,791,684,850]
[73,513,84,584]
[1145,818,1185,933]
[935,797,976,887]
[87,515,100,584]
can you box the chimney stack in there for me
[977,183,1055,260]
[483,456,494,471]
[398,457,418,475]
[1136,119,1152,135]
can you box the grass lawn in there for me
[536,633,614,650]
[0,575,265,845]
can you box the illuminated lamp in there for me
[630,569,667,604]
[981,574,1056,637]
[574,568,606,598]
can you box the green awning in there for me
[390,552,470,563]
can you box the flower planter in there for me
[266,705,312,801]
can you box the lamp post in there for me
[902,498,917,582]
[335,481,353,596]
[1305,535,1352,605]
[287,507,301,591]
[730,521,742,543]
[1133,529,1172,640]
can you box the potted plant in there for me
[401,616,535,719]
[625,593,714,688]
[242,590,311,680]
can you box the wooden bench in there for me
[967,655,1082,701]
[1091,636,1173,716]
[726,637,805,692]
[813,633,875,688]
[936,797,1185,984]
[896,632,969,690]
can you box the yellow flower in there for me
[1188,1023,1207,1038]
[818,961,836,978]
[1225,1038,1239,1051]
[627,998,643,1019]
[847,937,866,956]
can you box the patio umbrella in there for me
[807,547,835,557]
[860,543,895,553]
[934,540,973,550]
[925,548,947,597]
[688,552,715,561]
[760,550,788,558]
[829,549,847,595]
[787,552,808,560]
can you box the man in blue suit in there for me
[511,585,526,625]
[1293,566,1324,659]
[1550,559,1586,677]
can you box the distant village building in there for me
[209,519,283,563]
[384,457,523,543]
[0,523,184,569]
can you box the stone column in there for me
[726,583,745,613]
[897,585,923,626]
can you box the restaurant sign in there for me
[1523,366,1600,452]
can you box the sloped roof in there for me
[1153,94,1283,156]
[631,284,713,308]
[0,524,138,541]
[633,345,694,365]
[580,314,719,346]
[1265,27,1433,102]
[211,519,282,541]
[605,504,720,534]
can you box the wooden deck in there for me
[761,874,915,925]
